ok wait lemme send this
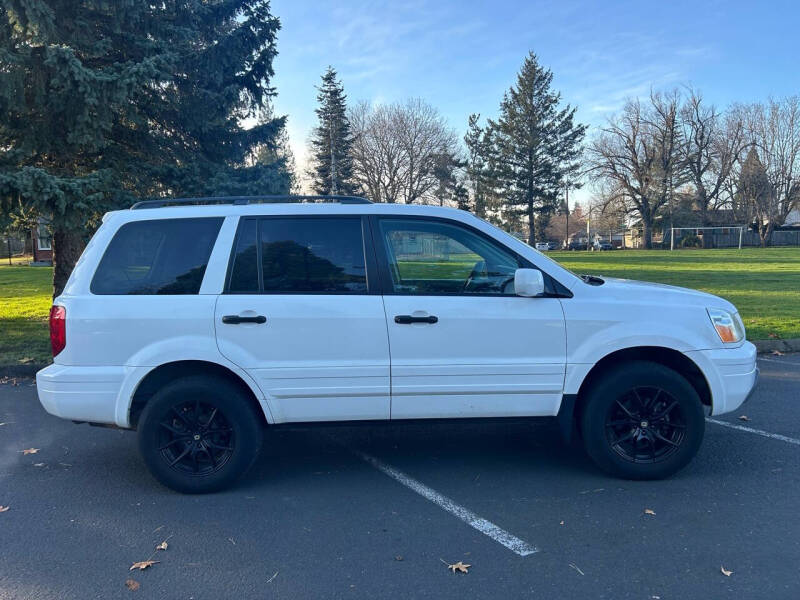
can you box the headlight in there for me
[707,308,745,343]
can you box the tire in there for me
[580,361,705,480]
[137,375,263,493]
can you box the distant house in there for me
[31,217,52,264]
[786,208,800,226]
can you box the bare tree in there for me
[587,91,684,248]
[349,99,459,204]
[681,89,745,230]
[734,97,800,245]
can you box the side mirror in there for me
[514,268,545,297]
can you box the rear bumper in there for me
[36,364,126,425]
[686,341,758,415]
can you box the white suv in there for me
[37,196,758,493]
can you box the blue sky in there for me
[269,0,799,203]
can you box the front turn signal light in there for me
[707,308,744,344]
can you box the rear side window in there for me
[226,217,368,293]
[91,218,223,295]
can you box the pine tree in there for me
[487,52,586,245]
[0,1,291,295]
[309,67,356,195]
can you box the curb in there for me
[752,338,800,354]
[1,340,798,379]
[0,363,49,378]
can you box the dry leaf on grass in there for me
[768,332,779,339]
[125,579,140,591]
[738,415,750,421]
[129,560,159,571]
[721,566,733,577]
[441,559,470,574]
[20,448,39,455]
[644,509,656,516]
[0,505,9,512]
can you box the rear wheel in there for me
[137,375,263,493]
[580,361,705,480]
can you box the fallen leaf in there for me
[738,415,750,421]
[155,541,168,551]
[125,579,140,591]
[768,332,779,339]
[771,350,784,356]
[20,448,39,455]
[721,566,733,577]
[644,509,656,516]
[559,520,565,525]
[444,560,470,574]
[0,505,9,512]
[129,560,159,571]
[33,462,45,467]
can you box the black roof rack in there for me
[130,195,372,210]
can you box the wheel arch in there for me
[128,360,270,429]
[580,345,711,406]
[561,346,712,442]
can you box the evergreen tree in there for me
[309,67,355,195]
[487,52,586,245]
[0,1,291,295]
[464,114,489,218]
[736,148,774,246]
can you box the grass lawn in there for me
[0,247,798,368]
[0,265,53,367]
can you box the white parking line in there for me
[707,418,800,446]
[355,450,538,557]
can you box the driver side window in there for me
[378,218,521,295]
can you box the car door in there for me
[372,216,566,420]
[215,215,390,423]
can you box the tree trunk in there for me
[52,227,85,298]
[527,201,535,246]
[759,222,774,247]
[641,221,652,249]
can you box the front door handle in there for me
[394,315,438,325]
[222,315,267,325]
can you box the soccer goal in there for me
[669,226,746,250]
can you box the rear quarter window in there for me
[91,218,223,295]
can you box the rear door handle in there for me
[222,315,267,325]
[394,315,438,324]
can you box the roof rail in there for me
[130,195,372,210]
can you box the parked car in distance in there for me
[37,195,758,493]
[535,242,550,251]
[567,240,588,250]
[593,240,614,251]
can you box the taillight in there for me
[49,305,66,357]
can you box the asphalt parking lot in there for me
[1,355,799,599]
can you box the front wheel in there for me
[580,361,705,480]
[137,375,263,493]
